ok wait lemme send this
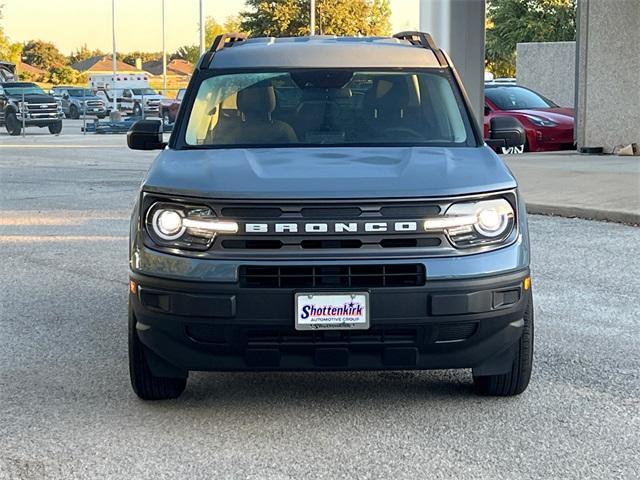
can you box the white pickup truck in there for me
[89,74,165,117]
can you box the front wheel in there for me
[5,111,22,135]
[129,303,187,400]
[48,120,63,135]
[473,292,534,396]
[69,104,79,119]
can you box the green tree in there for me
[205,16,243,45]
[122,51,162,67]
[68,44,105,65]
[173,45,200,65]
[240,0,391,37]
[486,0,577,77]
[0,5,22,63]
[48,65,86,85]
[172,15,246,65]
[21,40,66,69]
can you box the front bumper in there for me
[528,125,575,151]
[17,113,63,125]
[130,268,530,376]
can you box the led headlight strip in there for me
[424,198,515,248]
[146,202,238,249]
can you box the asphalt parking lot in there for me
[1,124,639,479]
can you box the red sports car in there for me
[484,84,575,153]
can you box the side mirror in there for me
[127,119,166,150]
[487,116,525,148]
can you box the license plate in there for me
[295,292,369,330]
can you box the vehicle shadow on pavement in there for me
[164,370,478,407]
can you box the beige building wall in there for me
[576,0,640,152]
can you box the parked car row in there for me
[1,75,573,147]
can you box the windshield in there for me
[67,88,94,97]
[486,86,556,110]
[131,88,157,95]
[3,83,45,96]
[184,69,475,148]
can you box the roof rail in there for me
[209,32,248,53]
[393,31,448,66]
[198,32,248,70]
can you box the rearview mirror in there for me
[487,116,525,148]
[127,119,166,150]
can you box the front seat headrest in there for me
[371,78,409,110]
[236,85,276,116]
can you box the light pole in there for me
[310,0,316,35]
[162,0,167,96]
[111,0,118,114]
[199,0,205,56]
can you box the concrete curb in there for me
[526,203,640,226]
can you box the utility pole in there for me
[310,0,316,35]
[162,0,167,96]
[199,0,205,56]
[111,0,117,114]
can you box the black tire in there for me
[69,104,79,119]
[48,120,63,135]
[133,103,142,117]
[473,292,534,396]
[5,111,22,136]
[128,303,187,400]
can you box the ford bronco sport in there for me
[127,32,532,400]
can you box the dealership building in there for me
[419,0,639,153]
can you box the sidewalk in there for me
[503,151,640,225]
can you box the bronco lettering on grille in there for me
[244,221,421,234]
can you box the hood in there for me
[512,107,575,125]
[7,94,56,104]
[143,146,517,200]
[73,95,103,102]
[138,94,164,100]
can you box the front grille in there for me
[86,100,103,107]
[246,328,419,347]
[186,325,420,347]
[239,264,425,288]
[142,192,517,259]
[211,199,446,255]
[186,324,478,347]
[26,103,57,114]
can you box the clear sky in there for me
[2,0,420,54]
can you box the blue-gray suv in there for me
[126,32,532,400]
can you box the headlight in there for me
[145,201,237,250]
[524,114,556,127]
[424,198,515,248]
